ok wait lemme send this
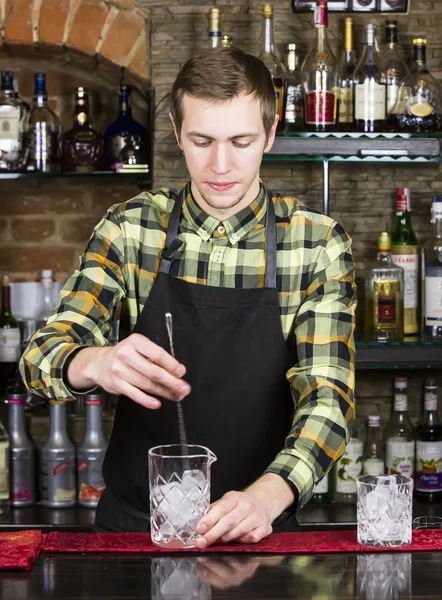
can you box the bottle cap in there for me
[41,269,53,279]
[385,19,398,27]
[378,231,391,252]
[368,415,381,427]
[263,4,273,17]
[425,378,437,389]
[394,376,408,390]
[432,196,442,219]
[413,38,427,45]
[2,274,10,286]
[396,188,410,212]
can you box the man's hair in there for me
[171,47,276,139]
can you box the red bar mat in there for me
[0,530,44,571]
[42,529,442,554]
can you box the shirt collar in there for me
[182,181,267,244]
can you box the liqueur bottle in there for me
[259,4,287,132]
[36,269,55,328]
[301,0,338,132]
[284,43,304,132]
[391,188,419,336]
[365,232,404,343]
[363,416,385,476]
[310,470,331,504]
[0,275,21,399]
[415,379,442,503]
[385,377,415,478]
[334,427,363,504]
[208,8,222,49]
[423,196,442,339]
[384,21,408,120]
[61,87,104,173]
[337,18,356,131]
[0,70,28,171]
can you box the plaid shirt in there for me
[20,182,356,508]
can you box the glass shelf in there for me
[355,338,442,370]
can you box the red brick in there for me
[0,247,76,273]
[1,191,89,216]
[59,217,98,244]
[11,218,56,243]
[100,10,145,66]
[4,0,33,45]
[127,29,149,81]
[67,0,109,55]
[38,0,70,46]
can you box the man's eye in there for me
[233,142,251,149]
[194,141,211,147]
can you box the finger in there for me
[237,524,272,545]
[111,360,186,402]
[197,503,251,548]
[115,379,163,410]
[218,515,258,544]
[130,333,186,376]
[196,491,240,537]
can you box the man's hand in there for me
[66,333,191,409]
[196,556,284,590]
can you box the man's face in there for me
[171,93,278,219]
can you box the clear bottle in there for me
[208,8,221,49]
[363,416,385,475]
[40,401,76,508]
[415,379,442,503]
[0,70,28,171]
[365,232,404,343]
[394,39,442,133]
[0,274,21,399]
[391,188,419,336]
[259,4,287,133]
[301,0,338,132]
[284,43,304,132]
[36,269,54,328]
[26,73,61,172]
[385,376,415,478]
[8,374,36,507]
[0,413,9,514]
[77,390,108,507]
[384,20,409,121]
[423,196,442,339]
[337,17,356,131]
[334,427,363,504]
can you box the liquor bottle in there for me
[310,470,331,504]
[8,375,36,507]
[0,274,21,399]
[415,379,442,503]
[40,400,76,508]
[0,412,9,514]
[284,43,304,132]
[391,188,419,336]
[208,8,221,49]
[354,24,387,133]
[77,390,107,507]
[61,87,104,173]
[334,428,363,503]
[26,73,61,172]
[423,196,442,339]
[363,416,385,475]
[337,18,356,131]
[221,35,233,49]
[36,269,54,328]
[365,232,404,343]
[385,377,415,478]
[0,70,28,171]
[301,0,338,132]
[395,39,442,133]
[259,4,287,133]
[384,21,408,130]
[104,84,149,171]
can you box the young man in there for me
[21,48,356,546]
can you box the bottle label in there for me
[373,280,401,328]
[425,272,442,326]
[363,458,385,476]
[314,475,328,495]
[0,328,20,362]
[0,442,9,495]
[416,441,442,492]
[355,81,386,121]
[387,83,399,115]
[391,250,418,310]
[386,439,415,477]
[40,457,76,504]
[27,125,58,162]
[338,87,353,123]
[394,393,408,412]
[77,457,106,504]
[425,392,437,412]
[0,106,20,141]
[305,91,336,125]
[285,84,304,124]
[409,98,433,118]
[336,438,363,494]
[273,81,285,122]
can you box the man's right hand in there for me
[66,333,191,409]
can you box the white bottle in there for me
[363,416,385,476]
[37,270,54,327]
[335,428,364,504]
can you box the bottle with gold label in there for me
[208,8,222,49]
[221,34,232,48]
[258,3,287,132]
[337,17,356,131]
[365,232,404,342]
[391,188,419,335]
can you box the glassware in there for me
[0,274,21,399]
[363,416,385,476]
[385,377,415,478]
[423,196,442,339]
[284,43,304,132]
[354,24,387,133]
[258,4,287,132]
[149,444,217,548]
[334,428,363,503]
[301,0,338,132]
[356,554,412,600]
[208,8,221,49]
[413,516,442,529]
[357,474,413,547]
[151,557,210,600]
[384,20,408,121]
[0,70,28,171]
[337,17,356,131]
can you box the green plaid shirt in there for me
[20,182,356,508]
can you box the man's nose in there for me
[210,144,231,175]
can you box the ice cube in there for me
[182,469,207,491]
[366,486,390,515]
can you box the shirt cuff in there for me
[47,343,97,400]
[265,450,316,510]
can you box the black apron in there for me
[95,185,299,533]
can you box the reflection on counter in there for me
[357,554,412,600]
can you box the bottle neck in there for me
[413,45,428,71]
[48,402,69,440]
[73,101,90,127]
[377,250,392,262]
[344,23,353,53]
[8,399,27,441]
[433,217,442,238]
[83,402,106,444]
[1,285,12,317]
[34,93,47,108]
[263,15,275,55]
[119,92,131,117]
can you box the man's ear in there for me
[169,113,183,151]
[263,115,279,154]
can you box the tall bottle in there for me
[415,379,442,503]
[385,377,415,478]
[0,70,28,171]
[284,43,304,132]
[8,375,36,507]
[395,39,442,133]
[0,412,9,514]
[301,0,338,132]
[0,274,21,399]
[423,196,442,339]
[40,401,76,508]
[391,188,419,336]
[208,8,221,49]
[26,73,61,172]
[334,427,363,504]
[384,20,408,130]
[353,24,387,133]
[310,470,331,504]
[77,390,107,507]
[337,17,356,131]
[36,269,54,328]
[363,416,385,476]
[259,4,286,132]
[364,232,404,343]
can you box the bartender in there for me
[21,47,356,547]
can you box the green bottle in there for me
[0,274,21,399]
[391,188,419,336]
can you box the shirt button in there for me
[231,232,237,241]
[215,252,223,262]
[217,225,226,234]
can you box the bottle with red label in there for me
[301,0,338,132]
[77,390,107,507]
[40,400,76,508]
